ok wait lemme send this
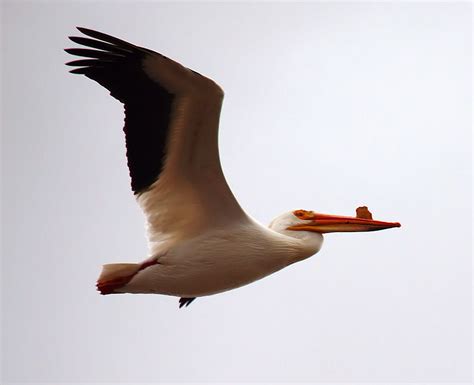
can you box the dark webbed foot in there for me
[179,297,196,308]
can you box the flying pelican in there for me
[66,27,400,308]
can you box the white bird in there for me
[66,27,400,308]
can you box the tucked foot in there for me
[179,297,196,308]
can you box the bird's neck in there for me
[270,227,324,261]
[290,230,324,259]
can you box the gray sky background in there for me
[2,1,472,384]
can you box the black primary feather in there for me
[66,27,174,194]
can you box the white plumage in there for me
[66,27,400,307]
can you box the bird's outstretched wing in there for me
[66,27,247,254]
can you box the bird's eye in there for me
[293,209,315,220]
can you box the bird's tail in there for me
[96,263,141,295]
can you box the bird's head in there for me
[269,206,400,241]
[269,206,400,261]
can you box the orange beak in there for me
[288,207,401,234]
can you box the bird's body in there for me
[120,217,321,298]
[66,28,400,307]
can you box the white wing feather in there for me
[137,55,248,255]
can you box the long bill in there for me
[288,210,401,233]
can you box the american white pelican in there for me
[66,27,400,308]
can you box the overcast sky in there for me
[2,2,472,384]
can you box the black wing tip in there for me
[75,26,109,41]
[68,36,83,44]
[68,68,85,74]
[76,26,94,34]
[73,26,138,49]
